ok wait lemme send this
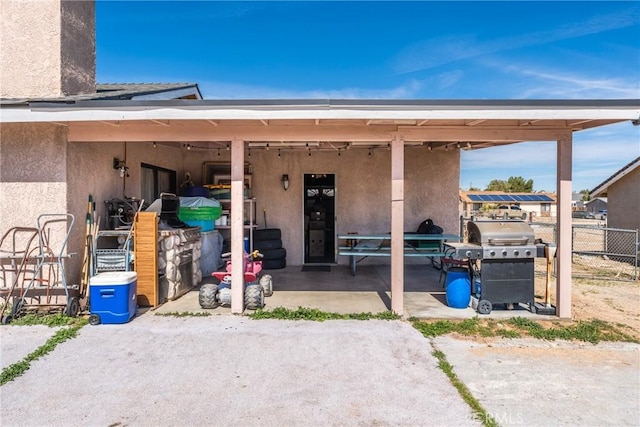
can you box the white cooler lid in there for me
[90,271,138,285]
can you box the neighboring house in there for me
[459,191,556,219]
[572,192,585,210]
[585,197,608,215]
[1,1,639,317]
[591,156,640,232]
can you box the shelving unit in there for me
[216,198,257,252]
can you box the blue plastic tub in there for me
[89,271,137,324]
[445,267,471,309]
[184,219,215,232]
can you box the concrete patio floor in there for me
[153,263,545,319]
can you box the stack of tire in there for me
[253,228,286,270]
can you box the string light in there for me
[278,149,281,158]
[217,148,221,157]
[152,142,157,148]
[368,148,372,156]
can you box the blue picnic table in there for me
[337,233,461,276]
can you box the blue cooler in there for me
[89,271,137,325]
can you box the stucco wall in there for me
[0,123,68,227]
[1,135,460,284]
[66,141,191,282]
[60,0,95,96]
[123,144,460,266]
[237,147,459,265]
[607,168,640,231]
[0,122,71,277]
[0,0,95,98]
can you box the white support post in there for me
[231,139,245,314]
[390,135,404,315]
[556,134,573,319]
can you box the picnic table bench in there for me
[337,233,461,276]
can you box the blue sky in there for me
[96,1,640,193]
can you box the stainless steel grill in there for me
[445,220,541,315]
[447,220,540,259]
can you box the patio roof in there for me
[1,98,638,150]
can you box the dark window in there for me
[141,163,176,204]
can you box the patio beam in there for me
[67,122,572,143]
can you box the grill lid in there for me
[468,220,534,246]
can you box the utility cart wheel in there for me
[1,315,13,325]
[11,298,24,318]
[65,297,80,317]
[244,284,265,310]
[477,299,492,315]
[260,274,273,297]
[88,314,101,326]
[199,283,219,309]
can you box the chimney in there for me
[0,0,95,99]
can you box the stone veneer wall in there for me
[157,229,202,302]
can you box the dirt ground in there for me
[533,263,640,341]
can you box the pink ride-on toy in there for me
[199,250,273,310]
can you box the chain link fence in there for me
[460,217,639,281]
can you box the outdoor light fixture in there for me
[281,174,290,191]
[113,157,129,178]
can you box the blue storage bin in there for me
[184,219,215,232]
[89,271,137,324]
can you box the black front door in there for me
[303,174,335,264]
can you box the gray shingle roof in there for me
[1,83,202,104]
[590,156,640,196]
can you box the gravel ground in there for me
[1,315,477,427]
